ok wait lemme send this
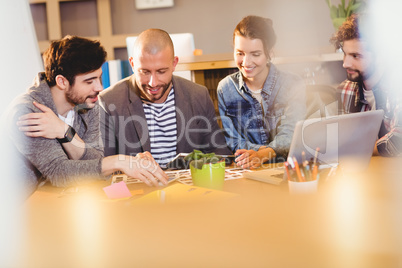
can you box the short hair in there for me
[233,15,277,59]
[330,13,360,50]
[134,28,174,58]
[43,35,107,87]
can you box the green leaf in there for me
[345,1,360,18]
[349,3,361,12]
[338,4,346,17]
[184,149,202,161]
[185,149,222,169]
[191,159,205,169]
[341,0,346,9]
[332,17,347,30]
[346,0,355,11]
[330,6,338,19]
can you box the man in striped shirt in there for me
[8,36,167,198]
[100,29,231,170]
[330,14,402,157]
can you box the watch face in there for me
[66,126,76,142]
[58,126,76,143]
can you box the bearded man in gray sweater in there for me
[7,35,167,198]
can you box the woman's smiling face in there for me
[234,35,269,82]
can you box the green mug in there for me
[190,160,225,190]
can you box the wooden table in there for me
[15,156,402,267]
[175,53,235,86]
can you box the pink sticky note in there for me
[103,181,132,199]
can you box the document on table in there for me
[111,168,252,185]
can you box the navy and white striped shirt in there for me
[141,88,177,168]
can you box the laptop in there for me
[288,109,384,172]
[244,109,384,184]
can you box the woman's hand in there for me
[234,147,276,169]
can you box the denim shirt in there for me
[217,64,306,157]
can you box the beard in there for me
[139,80,172,103]
[65,88,99,109]
[346,69,363,83]
[346,62,377,84]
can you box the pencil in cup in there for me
[284,160,308,182]
[285,155,320,182]
[292,157,305,182]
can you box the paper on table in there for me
[103,181,132,199]
[110,168,253,187]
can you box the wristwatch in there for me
[57,125,76,143]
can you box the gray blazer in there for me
[99,75,231,157]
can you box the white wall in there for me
[0,1,43,267]
[0,0,43,116]
[110,0,336,57]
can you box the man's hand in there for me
[126,156,168,186]
[17,101,67,139]
[104,154,168,187]
[136,151,159,166]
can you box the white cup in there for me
[288,179,319,194]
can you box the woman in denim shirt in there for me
[217,15,306,169]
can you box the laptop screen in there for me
[288,110,384,171]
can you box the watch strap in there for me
[57,125,76,144]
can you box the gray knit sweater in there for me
[6,73,104,197]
